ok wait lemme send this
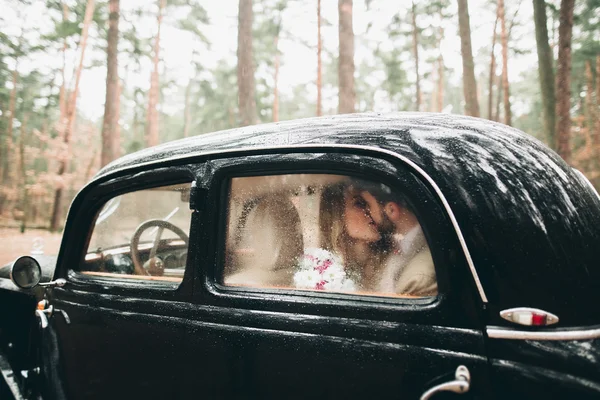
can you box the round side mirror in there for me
[10,256,42,289]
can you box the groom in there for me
[360,187,438,296]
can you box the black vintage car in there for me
[1,113,599,400]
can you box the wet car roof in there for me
[95,112,600,324]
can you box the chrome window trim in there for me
[487,326,600,341]
[83,143,489,304]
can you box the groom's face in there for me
[360,191,395,235]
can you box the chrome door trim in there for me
[487,326,600,341]
[85,143,488,304]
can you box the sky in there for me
[2,0,538,122]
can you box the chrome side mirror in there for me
[10,256,42,289]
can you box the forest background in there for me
[0,0,598,261]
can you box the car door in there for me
[43,165,216,399]
[189,150,493,399]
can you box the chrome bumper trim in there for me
[487,326,600,341]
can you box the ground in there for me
[0,228,63,267]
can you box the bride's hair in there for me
[319,182,348,253]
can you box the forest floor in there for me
[0,228,62,266]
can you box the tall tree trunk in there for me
[41,77,57,137]
[273,34,280,122]
[488,10,499,120]
[338,0,355,114]
[435,17,444,113]
[101,0,120,167]
[59,3,69,122]
[317,0,323,116]
[457,0,480,117]
[495,73,502,122]
[237,0,257,126]
[498,0,511,125]
[19,116,28,233]
[145,0,165,147]
[411,1,421,111]
[114,80,122,158]
[533,0,556,148]
[50,0,95,232]
[596,56,600,151]
[585,61,597,161]
[0,100,5,184]
[555,0,575,163]
[2,68,18,183]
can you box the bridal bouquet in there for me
[293,248,357,291]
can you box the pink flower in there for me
[315,280,328,290]
[315,259,332,273]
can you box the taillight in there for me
[500,307,559,327]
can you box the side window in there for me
[81,182,193,283]
[222,174,437,298]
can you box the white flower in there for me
[293,268,322,289]
[293,248,356,292]
[322,265,345,282]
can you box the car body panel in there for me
[0,113,598,399]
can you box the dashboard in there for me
[83,239,188,278]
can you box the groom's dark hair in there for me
[351,178,407,207]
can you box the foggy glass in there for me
[224,174,437,298]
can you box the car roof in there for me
[94,112,600,324]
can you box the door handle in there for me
[420,365,470,400]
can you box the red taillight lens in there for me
[531,313,548,326]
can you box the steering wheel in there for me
[130,219,189,276]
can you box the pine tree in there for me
[533,0,556,148]
[338,0,355,114]
[457,0,480,117]
[555,0,575,162]
[237,0,257,126]
[101,0,120,167]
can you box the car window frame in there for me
[57,165,198,299]
[196,150,480,326]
